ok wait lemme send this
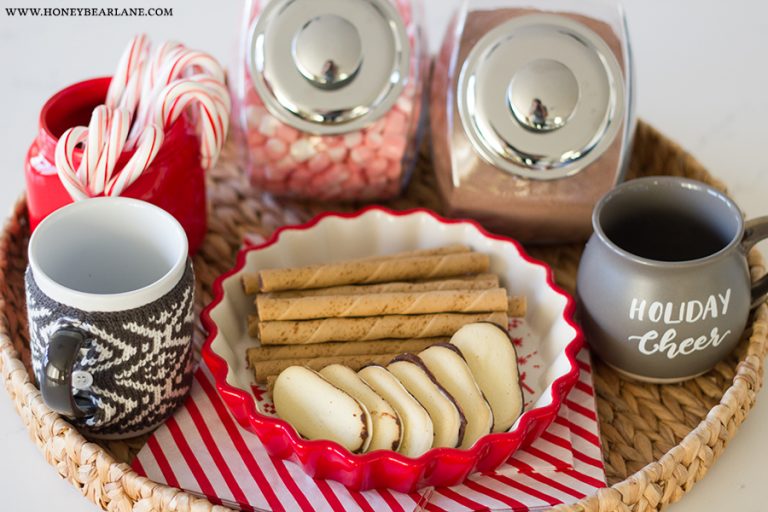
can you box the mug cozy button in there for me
[72,370,93,390]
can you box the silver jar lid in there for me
[457,14,626,180]
[248,0,410,135]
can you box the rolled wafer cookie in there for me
[246,337,447,363]
[260,274,500,299]
[255,311,509,345]
[242,245,471,294]
[255,252,490,292]
[251,353,395,383]
[509,296,527,318]
[354,244,470,261]
[256,288,509,321]
[248,314,258,336]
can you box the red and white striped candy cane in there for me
[57,109,160,200]
[105,123,164,197]
[130,40,185,134]
[91,108,130,195]
[156,47,225,84]
[155,79,229,169]
[189,74,230,104]
[188,74,231,143]
[106,34,150,112]
[144,40,184,91]
[131,46,227,140]
[80,105,109,185]
[55,35,231,202]
[55,126,91,201]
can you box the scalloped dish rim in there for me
[200,206,584,491]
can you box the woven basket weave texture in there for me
[0,120,765,512]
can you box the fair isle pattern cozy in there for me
[25,262,196,437]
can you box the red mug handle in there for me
[743,216,768,308]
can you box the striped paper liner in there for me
[132,349,604,512]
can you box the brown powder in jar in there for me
[430,8,630,243]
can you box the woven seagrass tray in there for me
[1,121,766,512]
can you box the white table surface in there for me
[1,0,766,510]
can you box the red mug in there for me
[25,77,207,254]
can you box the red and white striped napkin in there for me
[132,348,604,512]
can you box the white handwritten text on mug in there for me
[626,289,732,359]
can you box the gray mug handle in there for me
[743,216,768,308]
[40,327,95,418]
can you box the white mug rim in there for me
[28,197,188,312]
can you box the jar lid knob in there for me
[292,14,363,90]
[507,59,580,132]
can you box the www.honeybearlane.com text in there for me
[4,7,174,17]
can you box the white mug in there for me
[26,197,195,438]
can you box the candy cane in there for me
[189,74,231,104]
[130,40,184,135]
[131,47,226,139]
[80,105,109,185]
[186,74,231,146]
[55,127,91,201]
[145,40,184,91]
[116,70,144,115]
[56,111,163,200]
[155,79,230,169]
[106,34,149,111]
[55,35,231,202]
[105,124,164,197]
[156,48,225,85]
[91,108,130,195]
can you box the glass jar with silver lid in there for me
[233,0,428,201]
[431,0,635,243]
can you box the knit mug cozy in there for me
[25,261,196,438]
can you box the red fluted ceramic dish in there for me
[201,207,583,492]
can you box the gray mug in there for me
[577,177,768,382]
[26,198,195,438]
